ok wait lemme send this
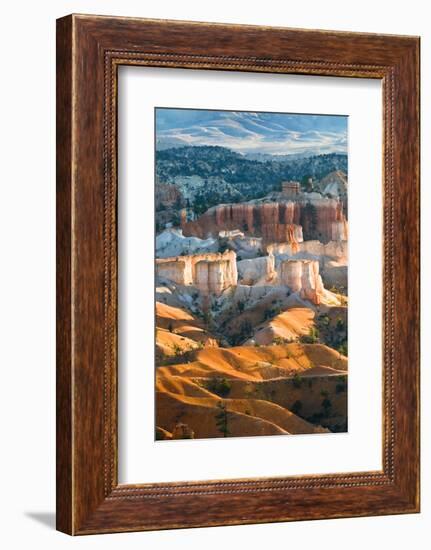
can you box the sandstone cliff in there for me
[236,254,324,305]
[268,240,347,290]
[278,259,324,305]
[156,250,238,295]
[182,197,346,244]
[237,256,276,285]
[267,239,346,260]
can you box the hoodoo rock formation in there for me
[278,259,324,305]
[281,181,301,197]
[182,197,347,244]
[237,255,276,285]
[267,240,348,290]
[231,253,325,305]
[156,250,238,296]
[267,240,347,264]
[157,250,326,304]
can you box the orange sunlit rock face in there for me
[182,198,347,245]
[156,250,238,296]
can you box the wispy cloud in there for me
[156,109,347,156]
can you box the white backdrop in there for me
[0,1,428,549]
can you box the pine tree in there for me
[215,401,230,437]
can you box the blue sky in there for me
[155,108,347,156]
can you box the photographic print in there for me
[155,108,348,441]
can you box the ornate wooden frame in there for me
[56,14,420,535]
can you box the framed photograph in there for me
[56,14,420,534]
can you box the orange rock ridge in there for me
[182,198,347,244]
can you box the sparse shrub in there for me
[264,306,281,321]
[300,327,320,344]
[336,381,347,394]
[202,310,212,328]
[206,377,231,397]
[212,301,221,312]
[215,401,230,437]
[172,343,183,356]
[292,373,302,389]
[337,341,348,356]
[318,313,330,327]
[218,241,230,254]
[292,400,303,414]
[335,317,344,331]
[307,412,325,424]
[155,427,165,441]
[322,397,332,412]
[263,308,272,321]
[238,319,253,341]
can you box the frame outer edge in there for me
[392,38,420,511]
[57,14,421,535]
[56,14,74,535]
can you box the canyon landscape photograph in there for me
[154,108,348,441]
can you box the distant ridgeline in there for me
[156,145,347,215]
